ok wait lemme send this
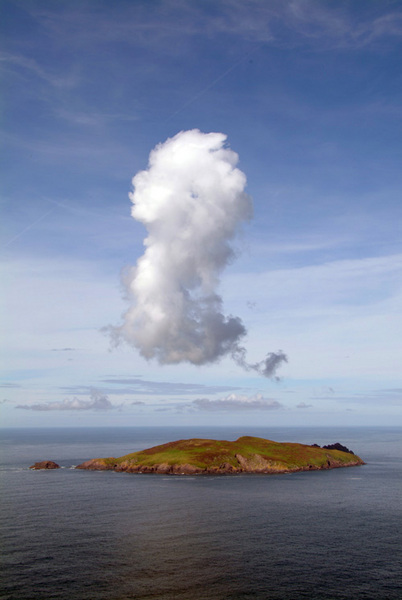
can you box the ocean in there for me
[0,426,401,600]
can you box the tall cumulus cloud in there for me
[108,129,287,378]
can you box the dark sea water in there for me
[0,426,401,600]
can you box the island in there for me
[76,436,364,475]
[30,460,60,470]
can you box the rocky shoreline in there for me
[76,454,364,475]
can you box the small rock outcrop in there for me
[29,461,60,470]
[311,442,355,455]
[323,442,354,455]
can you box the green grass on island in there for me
[77,436,365,475]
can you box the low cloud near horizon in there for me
[188,393,284,412]
[16,389,117,411]
[51,347,76,352]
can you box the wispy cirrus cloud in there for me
[228,253,402,311]
[0,52,79,89]
[306,388,402,406]
[99,378,240,396]
[27,1,402,50]
[54,108,139,127]
[0,382,21,388]
[287,0,402,48]
[339,389,402,406]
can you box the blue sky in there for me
[1,0,401,427]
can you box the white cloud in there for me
[108,129,251,366]
[106,129,286,378]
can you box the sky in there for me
[1,0,401,428]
